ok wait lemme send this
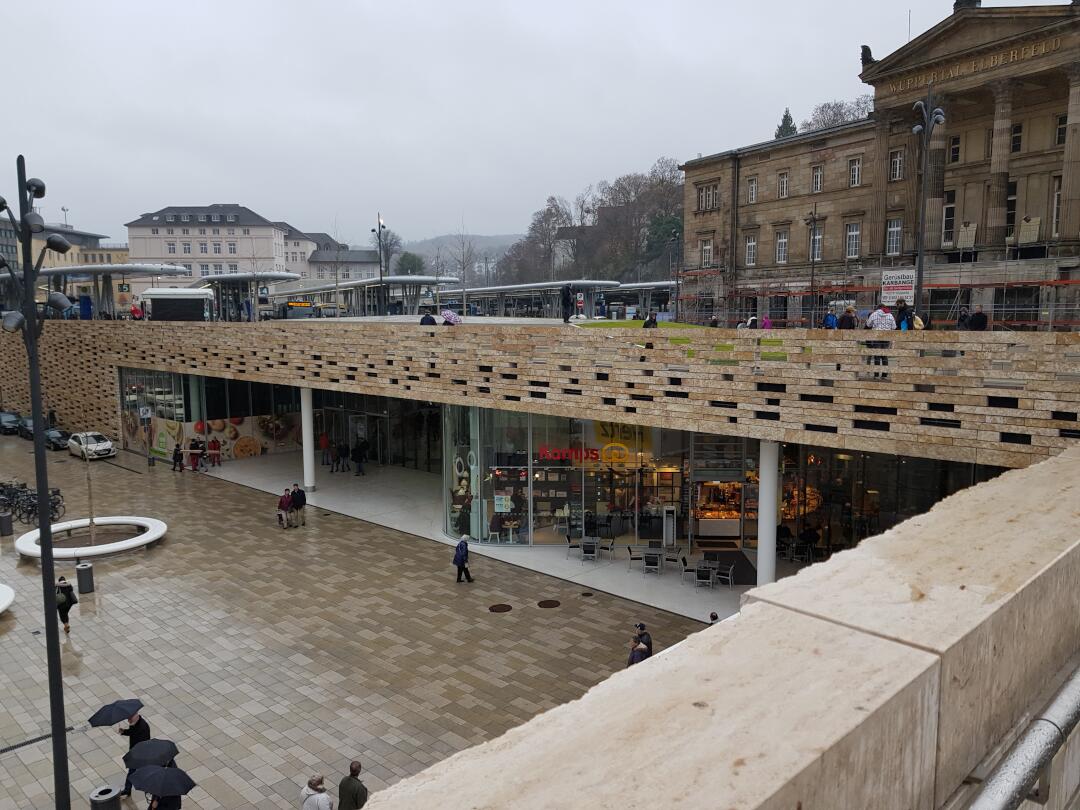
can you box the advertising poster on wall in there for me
[880,269,916,306]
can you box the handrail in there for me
[968,664,1080,809]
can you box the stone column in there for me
[869,114,892,255]
[1059,64,1080,242]
[756,440,780,586]
[922,97,948,254]
[985,81,1014,256]
[300,387,316,492]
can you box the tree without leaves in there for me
[800,94,874,133]
[775,107,797,139]
[371,228,403,273]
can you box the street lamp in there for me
[912,89,945,320]
[668,228,681,322]
[370,213,386,317]
[1,156,74,810]
[804,203,819,327]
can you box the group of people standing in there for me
[277,483,308,529]
[318,432,369,476]
[170,437,221,472]
[300,763,369,809]
[626,622,653,667]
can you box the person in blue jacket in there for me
[453,535,474,583]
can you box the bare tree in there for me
[450,229,477,313]
[800,94,874,132]
[371,228,403,274]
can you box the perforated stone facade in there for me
[0,321,1077,468]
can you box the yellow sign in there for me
[884,36,1063,95]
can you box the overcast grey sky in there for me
[0,0,1055,245]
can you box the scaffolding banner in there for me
[880,269,916,306]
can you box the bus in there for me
[142,288,215,321]
[276,300,315,319]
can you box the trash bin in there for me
[0,511,12,537]
[147,454,156,467]
[89,785,121,809]
[76,562,95,594]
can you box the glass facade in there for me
[315,390,441,473]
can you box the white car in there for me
[68,432,117,459]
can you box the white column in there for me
[300,387,316,492]
[756,440,780,586]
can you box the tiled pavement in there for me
[0,438,700,809]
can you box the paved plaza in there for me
[0,438,700,808]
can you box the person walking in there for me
[838,306,857,330]
[55,576,77,634]
[118,710,151,797]
[187,438,201,472]
[560,284,573,324]
[821,307,838,329]
[291,483,307,527]
[207,436,222,467]
[626,636,649,667]
[319,431,331,466]
[642,312,658,328]
[956,305,971,331]
[351,441,365,477]
[171,443,184,472]
[969,304,988,331]
[337,440,351,473]
[453,535,474,583]
[300,774,334,810]
[634,622,653,657]
[338,761,368,810]
[278,489,293,529]
[329,442,339,473]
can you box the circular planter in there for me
[15,516,168,560]
[0,583,13,615]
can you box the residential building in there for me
[679,1,1080,329]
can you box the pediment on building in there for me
[862,6,1078,87]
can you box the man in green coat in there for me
[338,760,368,809]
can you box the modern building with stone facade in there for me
[679,0,1080,330]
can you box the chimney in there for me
[953,0,981,11]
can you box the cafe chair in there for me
[715,563,736,589]
[581,540,598,564]
[679,556,697,585]
[694,567,714,588]
[598,536,615,560]
[486,530,502,544]
[627,546,643,570]
[643,551,661,577]
[565,535,581,558]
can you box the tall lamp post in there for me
[669,228,681,322]
[912,89,945,318]
[804,203,819,327]
[371,214,386,317]
[1,155,75,810]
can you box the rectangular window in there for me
[165,214,175,222]
[697,186,705,211]
[700,238,713,267]
[745,234,757,266]
[1053,176,1062,237]
[212,228,220,235]
[242,228,250,235]
[777,172,789,199]
[198,228,206,235]
[166,228,174,235]
[747,177,757,204]
[1057,114,1068,147]
[886,218,902,256]
[848,157,861,187]
[1006,181,1017,239]
[199,242,208,254]
[888,149,904,181]
[182,242,191,254]
[227,214,237,223]
[810,225,822,261]
[213,263,223,274]
[199,264,210,276]
[228,263,238,272]
[150,227,158,235]
[985,128,994,160]
[181,214,190,222]
[845,222,861,258]
[198,214,207,222]
[775,230,788,264]
[227,228,235,235]
[213,242,222,254]
[342,268,351,280]
[166,242,176,254]
[181,228,189,235]
[228,242,237,254]
[211,214,220,222]
[949,136,961,163]
[942,190,957,245]
[1011,123,1022,153]
[182,263,192,273]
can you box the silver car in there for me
[68,432,117,459]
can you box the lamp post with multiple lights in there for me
[371,214,387,316]
[912,89,946,319]
[1,155,74,810]
[804,204,819,327]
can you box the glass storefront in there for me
[314,390,441,474]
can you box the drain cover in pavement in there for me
[537,600,560,609]
[580,592,594,597]
[488,604,512,613]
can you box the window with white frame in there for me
[942,190,957,244]
[242,228,250,235]
[182,242,191,254]
[181,214,190,222]
[199,242,207,254]
[198,227,206,235]
[810,225,822,261]
[777,172,789,199]
[1057,114,1068,147]
[342,267,351,280]
[1011,123,1023,153]
[166,228,174,235]
[317,267,327,280]
[228,242,236,255]
[1006,181,1017,238]
[181,263,192,273]
[888,149,904,181]
[844,222,861,258]
[199,264,209,276]
[165,214,175,222]
[745,234,757,266]
[949,135,961,163]
[1053,176,1062,237]
[212,242,222,254]
[211,214,220,223]
[811,165,823,193]
[198,214,207,222]
[228,263,238,272]
[848,157,862,187]
[150,227,158,235]
[212,228,220,235]
[775,230,788,264]
[181,228,189,235]
[697,183,719,211]
[700,238,713,267]
[886,218,902,256]
[227,228,235,235]
[227,214,237,222]
[166,242,176,254]
[213,263,223,274]
[747,177,758,204]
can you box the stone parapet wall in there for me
[0,321,1077,467]
[364,445,1080,809]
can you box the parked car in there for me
[0,412,19,434]
[67,432,117,459]
[43,428,71,451]
[17,417,35,439]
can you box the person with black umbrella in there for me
[119,710,151,796]
[130,765,196,809]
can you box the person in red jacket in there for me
[277,489,293,529]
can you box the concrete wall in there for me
[363,444,1080,809]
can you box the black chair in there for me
[627,546,643,570]
[565,535,581,558]
[679,556,697,585]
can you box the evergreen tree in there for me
[774,108,797,139]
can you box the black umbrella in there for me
[123,739,179,770]
[130,765,196,797]
[88,699,143,727]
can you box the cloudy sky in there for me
[0,0,1054,245]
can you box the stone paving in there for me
[0,438,700,809]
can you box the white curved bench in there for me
[15,517,168,560]
[0,584,13,615]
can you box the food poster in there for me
[125,412,302,460]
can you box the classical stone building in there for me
[679,0,1080,329]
